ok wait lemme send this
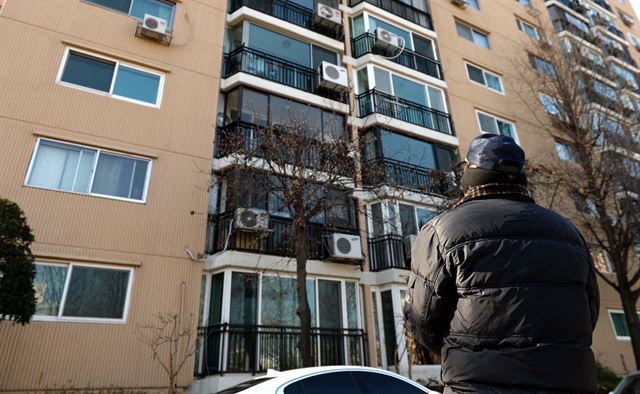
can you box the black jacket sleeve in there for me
[403,223,457,355]
[585,250,600,331]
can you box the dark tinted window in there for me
[283,381,305,394]
[352,371,425,394]
[62,51,115,92]
[215,377,275,394]
[300,371,360,394]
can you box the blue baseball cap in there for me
[466,134,525,173]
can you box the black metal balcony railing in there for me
[556,0,587,15]
[349,0,433,31]
[592,0,612,12]
[351,33,443,80]
[206,211,358,258]
[368,234,410,271]
[607,25,625,40]
[228,0,342,41]
[602,43,638,68]
[552,19,595,43]
[223,46,345,103]
[362,157,452,195]
[198,323,367,375]
[214,121,354,175]
[355,89,454,135]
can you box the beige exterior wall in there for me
[0,0,225,391]
[432,0,640,376]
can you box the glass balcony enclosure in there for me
[354,65,453,134]
[223,22,345,101]
[366,200,437,271]
[197,271,366,374]
[228,0,343,40]
[348,0,433,31]
[350,13,442,79]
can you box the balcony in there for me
[223,46,346,103]
[592,0,612,13]
[602,44,638,68]
[198,323,367,375]
[552,19,595,43]
[368,234,410,271]
[555,0,587,15]
[585,88,619,112]
[206,211,358,259]
[351,33,443,80]
[355,89,454,135]
[606,25,625,40]
[228,0,342,41]
[362,157,452,195]
[349,0,433,31]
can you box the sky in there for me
[633,0,640,19]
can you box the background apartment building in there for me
[197,0,640,391]
[0,0,224,391]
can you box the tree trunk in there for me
[617,278,640,370]
[294,220,312,368]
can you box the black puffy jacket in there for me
[404,195,599,393]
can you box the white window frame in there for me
[25,138,153,204]
[455,21,491,49]
[465,62,504,94]
[516,19,539,39]
[84,0,176,29]
[33,261,134,324]
[56,47,165,108]
[475,109,519,143]
[608,309,640,340]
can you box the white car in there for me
[215,365,440,394]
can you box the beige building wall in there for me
[431,0,640,375]
[0,0,225,391]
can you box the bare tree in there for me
[138,312,198,393]
[508,16,640,367]
[215,110,359,367]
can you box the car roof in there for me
[238,365,432,393]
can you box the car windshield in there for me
[215,377,275,394]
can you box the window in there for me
[467,0,480,9]
[33,262,133,322]
[539,93,561,115]
[593,249,613,272]
[26,139,151,202]
[476,110,517,140]
[628,33,640,50]
[591,80,617,101]
[609,310,640,339]
[295,372,360,394]
[517,0,531,6]
[516,19,539,39]
[455,21,490,49]
[554,140,578,162]
[86,0,175,28]
[530,55,556,78]
[610,63,639,89]
[571,191,598,216]
[58,49,163,106]
[352,372,426,394]
[466,63,503,93]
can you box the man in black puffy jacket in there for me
[404,134,599,393]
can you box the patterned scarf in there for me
[451,182,534,209]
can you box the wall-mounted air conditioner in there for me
[328,233,363,261]
[136,14,171,45]
[375,27,402,49]
[235,208,269,232]
[319,61,348,91]
[316,3,342,27]
[451,0,469,8]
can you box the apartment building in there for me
[0,0,224,391]
[196,0,640,391]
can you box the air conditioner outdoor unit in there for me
[328,233,363,261]
[136,14,171,45]
[319,61,348,91]
[375,27,402,49]
[451,0,469,8]
[235,208,269,232]
[316,3,342,27]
